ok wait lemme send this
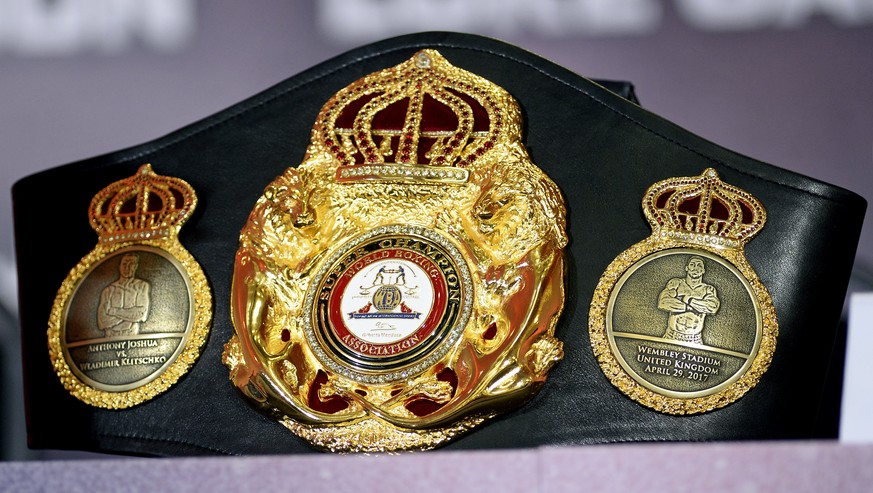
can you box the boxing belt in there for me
[12,32,865,456]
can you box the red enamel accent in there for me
[678,196,702,215]
[739,200,755,224]
[307,370,350,414]
[710,197,731,220]
[404,367,458,417]
[335,92,380,128]
[483,322,497,341]
[655,191,670,209]
[370,99,409,131]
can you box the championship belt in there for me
[225,50,567,452]
[11,33,865,456]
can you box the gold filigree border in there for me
[48,238,212,409]
[588,236,778,414]
[281,414,490,453]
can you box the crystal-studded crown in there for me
[313,49,522,184]
[89,164,197,243]
[643,168,766,249]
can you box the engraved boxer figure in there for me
[657,256,720,344]
[97,253,151,337]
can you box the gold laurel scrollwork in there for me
[527,335,564,378]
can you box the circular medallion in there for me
[305,225,472,383]
[60,245,195,392]
[605,248,765,402]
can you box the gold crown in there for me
[89,164,197,243]
[313,49,522,184]
[643,168,766,249]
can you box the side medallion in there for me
[48,164,212,408]
[225,50,568,452]
[589,169,778,414]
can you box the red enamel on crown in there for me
[313,50,521,184]
[643,168,766,248]
[89,164,196,243]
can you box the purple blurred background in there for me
[1,0,871,459]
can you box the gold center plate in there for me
[303,225,472,383]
